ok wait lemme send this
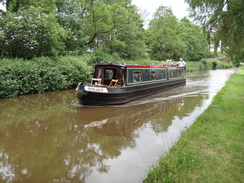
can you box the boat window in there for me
[160,70,166,79]
[105,69,114,79]
[177,69,182,77]
[97,68,103,78]
[133,71,142,82]
[117,69,123,80]
[170,70,175,78]
[169,69,182,78]
[150,70,156,80]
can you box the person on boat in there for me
[177,58,186,67]
[164,59,175,66]
[166,59,170,64]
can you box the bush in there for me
[0,56,92,98]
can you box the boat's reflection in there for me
[76,97,184,136]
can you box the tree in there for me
[178,17,208,61]
[0,0,147,60]
[80,0,147,59]
[0,0,71,59]
[185,0,244,65]
[0,6,70,59]
[147,6,184,61]
[96,2,146,59]
[51,0,147,59]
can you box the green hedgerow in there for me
[0,56,92,98]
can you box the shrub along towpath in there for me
[144,67,244,183]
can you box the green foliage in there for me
[0,0,213,62]
[185,0,244,65]
[183,59,232,72]
[0,56,92,98]
[147,6,182,61]
[0,0,147,59]
[55,0,147,59]
[178,17,209,61]
[147,7,209,61]
[0,6,71,59]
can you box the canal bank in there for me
[144,67,244,182]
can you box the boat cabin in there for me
[91,63,125,87]
[90,63,185,87]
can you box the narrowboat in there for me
[76,63,186,105]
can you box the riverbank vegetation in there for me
[0,56,92,98]
[144,66,244,182]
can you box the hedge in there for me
[0,56,92,98]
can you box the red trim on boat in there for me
[124,65,184,68]
[95,63,185,69]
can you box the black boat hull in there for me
[76,78,186,105]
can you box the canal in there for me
[0,69,236,183]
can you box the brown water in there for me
[0,69,236,183]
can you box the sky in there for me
[0,4,4,11]
[131,0,190,26]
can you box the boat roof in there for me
[95,62,184,68]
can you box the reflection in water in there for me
[79,97,183,136]
[0,69,236,182]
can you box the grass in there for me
[144,66,244,183]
